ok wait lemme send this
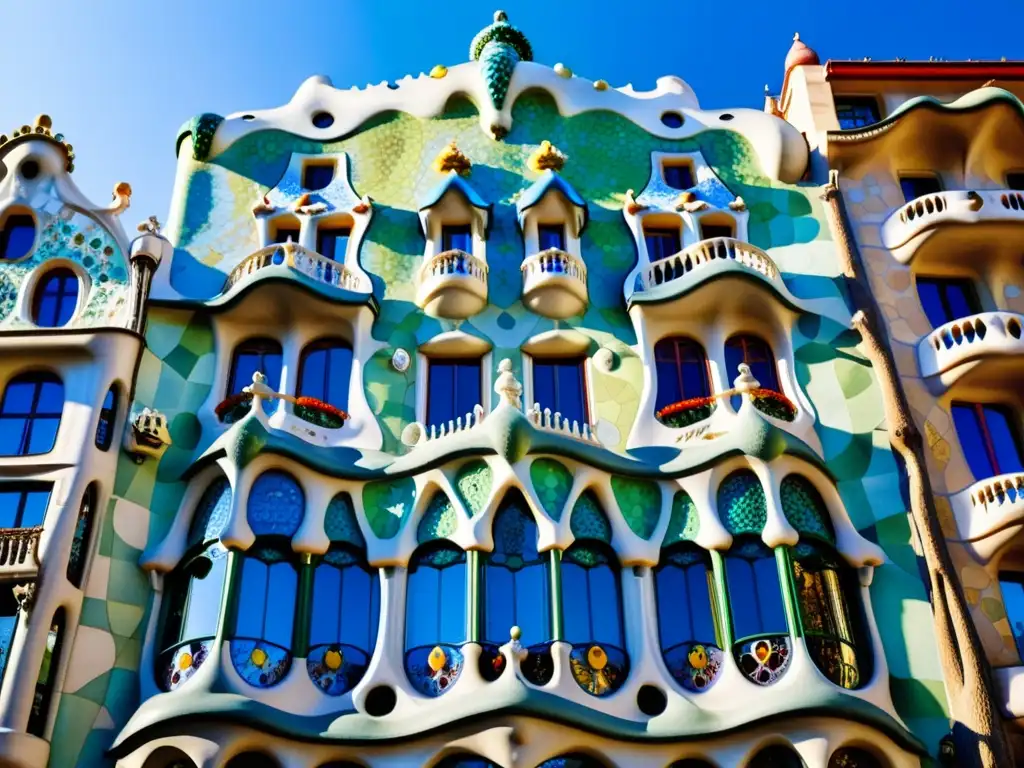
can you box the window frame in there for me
[0,214,35,261]
[537,223,567,252]
[834,96,882,130]
[662,161,695,191]
[227,337,283,397]
[530,355,590,426]
[951,401,1024,479]
[898,173,943,203]
[654,337,712,411]
[425,356,483,429]
[0,372,64,457]
[302,162,336,191]
[315,225,351,261]
[0,482,52,530]
[94,385,118,451]
[297,338,353,411]
[915,275,981,328]
[32,268,80,328]
[643,225,682,262]
[405,541,470,650]
[441,223,473,254]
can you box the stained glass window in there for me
[951,402,1024,480]
[247,471,304,538]
[94,385,117,451]
[229,338,282,395]
[27,608,64,737]
[310,547,380,651]
[0,215,34,261]
[654,337,711,411]
[748,745,806,767]
[32,269,78,327]
[0,373,63,456]
[405,543,467,649]
[66,486,96,588]
[298,339,353,411]
[791,542,869,689]
[779,475,836,544]
[724,537,787,641]
[532,357,588,427]
[482,496,551,647]
[724,335,779,410]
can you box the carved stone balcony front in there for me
[521,248,588,318]
[917,311,1024,379]
[224,243,370,294]
[415,249,488,319]
[0,527,42,578]
[882,189,1024,264]
[642,237,781,293]
[951,472,1024,562]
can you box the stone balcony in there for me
[641,237,781,294]
[0,527,42,578]
[881,189,1024,264]
[520,248,588,319]
[952,471,1024,562]
[917,311,1024,378]
[224,243,370,294]
[415,249,488,319]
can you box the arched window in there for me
[32,268,79,327]
[229,338,282,395]
[66,485,97,588]
[225,755,280,768]
[298,338,353,412]
[142,746,199,768]
[0,213,34,261]
[247,470,305,537]
[307,545,380,696]
[405,541,467,696]
[0,372,63,456]
[724,538,789,685]
[562,494,628,696]
[94,385,118,451]
[827,748,884,768]
[725,334,779,410]
[748,745,805,767]
[27,608,64,737]
[536,756,608,768]
[655,544,723,692]
[433,757,501,768]
[653,337,712,413]
[231,542,297,687]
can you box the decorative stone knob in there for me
[494,358,522,408]
[733,362,761,393]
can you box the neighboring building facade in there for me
[0,13,970,768]
[777,37,1024,767]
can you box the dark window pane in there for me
[835,97,880,130]
[298,340,352,410]
[230,339,282,394]
[532,358,587,425]
[33,269,78,328]
[0,485,52,529]
[644,228,681,262]
[653,338,711,411]
[1,216,35,261]
[264,562,297,648]
[725,335,778,409]
[899,175,942,202]
[66,488,96,587]
[0,588,21,687]
[726,542,787,639]
[1007,173,1024,191]
[953,402,1024,478]
[663,164,694,190]
[95,386,117,451]
[303,164,334,191]
[27,609,64,737]
[272,226,299,244]
[427,359,481,428]
[986,407,1024,475]
[700,223,733,240]
[917,277,980,328]
[442,224,472,253]
[538,224,566,251]
[0,374,63,457]
[316,227,350,261]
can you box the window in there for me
[224,754,280,768]
[700,222,733,240]
[482,496,551,648]
[33,269,78,327]
[0,373,63,456]
[228,338,282,395]
[532,357,588,427]
[303,163,335,191]
[724,538,788,642]
[27,609,65,737]
[654,337,712,411]
[426,358,482,429]
[662,162,695,190]
[1000,572,1024,662]
[232,543,298,685]
[536,757,608,768]
[298,339,353,411]
[898,174,942,202]
[308,545,380,695]
[0,485,51,529]
[315,226,350,261]
[748,746,805,768]
[644,226,681,262]
[441,224,472,253]
[434,757,502,768]
[952,402,1024,479]
[538,223,566,251]
[835,97,880,130]
[271,222,300,244]
[94,385,118,451]
[827,749,883,768]
[724,335,779,409]
[655,545,721,691]
[0,215,34,261]
[1007,172,1024,191]
[66,486,97,588]
[916,277,980,328]
[0,586,21,689]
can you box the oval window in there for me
[33,268,79,327]
[0,214,35,261]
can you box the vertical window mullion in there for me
[977,404,1002,476]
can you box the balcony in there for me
[881,189,1024,264]
[952,472,1024,561]
[224,243,370,294]
[642,237,781,294]
[521,248,588,318]
[918,311,1024,378]
[415,249,488,319]
[0,527,42,578]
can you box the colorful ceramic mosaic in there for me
[734,636,791,686]
[568,643,628,696]
[405,644,464,697]
[307,644,370,697]
[663,642,725,693]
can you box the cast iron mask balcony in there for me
[881,189,1024,264]
[224,243,369,294]
[415,249,488,319]
[521,248,588,319]
[0,526,42,578]
[917,311,1024,378]
[642,237,780,293]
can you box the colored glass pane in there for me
[427,358,481,428]
[916,276,979,328]
[532,357,587,426]
[724,537,787,640]
[298,339,353,410]
[229,338,282,394]
[0,373,63,456]
[33,269,78,327]
[0,215,34,260]
[952,402,1024,479]
[654,337,711,411]
[405,543,467,649]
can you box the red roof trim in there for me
[826,60,1024,81]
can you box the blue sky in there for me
[3,0,1023,221]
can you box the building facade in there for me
[0,12,990,768]
[778,36,1024,767]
